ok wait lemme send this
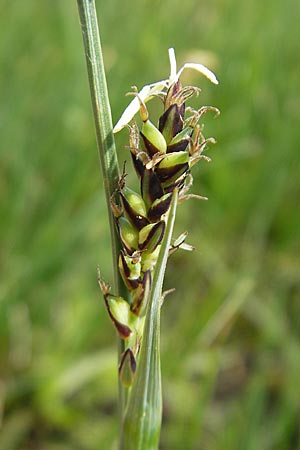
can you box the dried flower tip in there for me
[160,288,176,306]
[171,85,201,107]
[128,120,140,150]
[145,153,165,170]
[179,193,208,202]
[188,106,220,129]
[97,270,111,295]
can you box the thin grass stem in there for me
[76,0,127,445]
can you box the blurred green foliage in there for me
[1,0,300,449]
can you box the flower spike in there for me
[101,46,218,402]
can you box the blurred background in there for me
[1,0,300,449]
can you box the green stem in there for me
[76,0,127,445]
[76,0,119,276]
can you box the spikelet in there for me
[99,48,219,387]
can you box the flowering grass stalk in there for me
[76,0,128,427]
[77,2,218,449]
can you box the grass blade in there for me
[124,190,178,450]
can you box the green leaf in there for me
[123,190,178,450]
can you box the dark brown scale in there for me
[167,139,189,153]
[156,162,189,183]
[103,293,132,339]
[131,152,145,178]
[119,250,131,279]
[140,131,161,157]
[162,172,189,194]
[119,251,141,290]
[158,104,183,143]
[164,80,181,110]
[139,221,165,252]
[117,221,137,256]
[141,169,164,206]
[178,102,185,119]
[120,192,149,231]
[148,194,172,222]
[119,348,136,376]
[131,270,151,316]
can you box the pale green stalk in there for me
[76,0,128,438]
[76,0,119,275]
[123,190,178,450]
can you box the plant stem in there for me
[76,0,127,443]
[77,0,119,275]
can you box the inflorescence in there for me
[98,48,219,386]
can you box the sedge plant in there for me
[77,1,219,449]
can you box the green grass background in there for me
[1,0,300,449]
